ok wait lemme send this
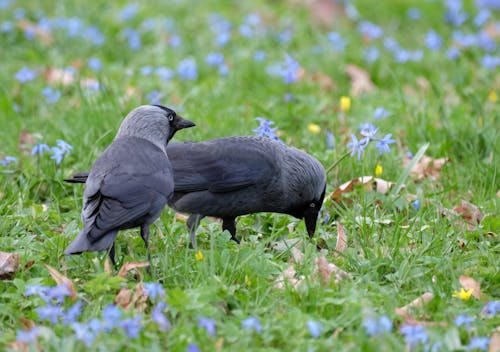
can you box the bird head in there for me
[117,105,195,152]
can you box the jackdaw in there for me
[66,136,326,247]
[64,105,195,264]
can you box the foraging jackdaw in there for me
[64,105,195,264]
[66,136,326,247]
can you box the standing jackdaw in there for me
[66,136,326,247]
[64,105,195,264]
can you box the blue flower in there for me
[16,327,39,344]
[375,134,396,155]
[177,58,198,80]
[454,314,475,330]
[412,200,421,211]
[205,52,225,67]
[25,284,50,300]
[31,144,49,156]
[72,321,100,347]
[101,304,122,331]
[141,66,153,76]
[400,325,428,350]
[146,90,162,105]
[253,50,266,62]
[278,29,293,44]
[447,47,461,60]
[241,316,262,333]
[481,301,500,317]
[325,131,335,149]
[50,147,65,165]
[474,9,490,27]
[363,316,392,336]
[358,21,383,40]
[118,3,139,21]
[218,64,229,76]
[245,13,261,26]
[120,316,142,338]
[347,134,369,160]
[83,26,105,46]
[15,67,37,83]
[152,302,171,331]
[0,0,13,10]
[46,283,72,303]
[407,8,421,20]
[170,34,182,48]
[36,304,63,323]
[0,156,17,166]
[88,58,101,71]
[477,0,500,9]
[187,343,201,352]
[143,282,165,300]
[2,21,14,32]
[482,55,500,69]
[363,47,380,63]
[374,107,390,119]
[121,28,141,50]
[239,24,253,38]
[56,140,73,154]
[253,117,282,142]
[281,54,300,84]
[466,337,490,351]
[477,31,496,52]
[425,31,443,50]
[198,317,216,337]
[307,320,323,338]
[62,300,83,326]
[359,123,379,139]
[41,86,61,104]
[155,66,175,81]
[327,32,347,51]
[445,1,468,26]
[215,31,231,47]
[384,37,400,52]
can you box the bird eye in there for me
[168,113,175,122]
[310,203,315,208]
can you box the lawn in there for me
[0,0,499,351]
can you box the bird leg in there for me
[140,224,152,275]
[108,243,117,267]
[222,217,239,244]
[187,214,204,248]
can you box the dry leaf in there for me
[497,190,500,198]
[0,252,20,279]
[104,258,112,276]
[403,155,449,181]
[459,275,481,299]
[18,129,35,154]
[489,331,500,352]
[45,68,75,86]
[175,212,189,222]
[326,176,395,201]
[308,71,336,91]
[19,317,36,330]
[303,0,345,27]
[24,260,35,270]
[453,201,484,228]
[485,22,500,39]
[44,264,76,300]
[345,64,375,96]
[214,337,224,351]
[290,247,304,264]
[80,78,100,90]
[334,222,348,256]
[18,19,53,45]
[274,265,304,289]
[117,262,150,278]
[115,283,148,311]
[115,287,133,308]
[395,292,445,326]
[314,256,350,284]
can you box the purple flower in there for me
[0,156,17,166]
[281,54,300,84]
[374,107,390,119]
[425,31,443,50]
[347,134,369,160]
[120,316,143,338]
[474,9,490,27]
[118,3,139,21]
[363,316,392,336]
[241,316,262,333]
[152,302,171,331]
[307,320,323,338]
[363,47,380,63]
[187,344,201,352]
[62,300,83,326]
[198,317,216,337]
[482,55,500,69]
[359,123,379,139]
[15,67,36,83]
[447,47,461,60]
[25,284,49,300]
[16,328,39,344]
[72,320,100,347]
[400,325,428,350]
[375,134,396,155]
[146,90,162,105]
[143,282,165,300]
[407,8,421,20]
[41,86,61,104]
[327,32,347,51]
[445,1,468,26]
[46,283,72,303]
[36,304,63,323]
[121,28,141,50]
[205,52,225,67]
[253,50,266,62]
[50,147,65,165]
[177,58,198,80]
[454,314,475,330]
[88,58,101,71]
[253,117,282,142]
[481,301,500,317]
[102,304,122,331]
[412,200,421,211]
[466,337,490,351]
[358,21,383,40]
[155,66,175,81]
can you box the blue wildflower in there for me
[447,47,461,60]
[155,66,175,81]
[325,131,335,149]
[384,37,400,52]
[0,0,13,10]
[146,90,162,105]
[170,34,182,48]
[363,47,380,63]
[121,28,141,50]
[466,337,490,351]
[477,0,500,9]
[363,316,392,336]
[215,31,231,47]
[359,123,379,140]
[482,55,500,69]
[0,156,17,166]
[13,8,26,20]
[407,8,421,20]
[101,304,122,331]
[118,3,139,21]
[412,200,421,211]
[253,117,282,142]
[2,21,14,32]
[253,50,266,62]
[119,316,143,338]
[152,302,171,331]
[278,29,293,44]
[15,67,37,83]
[327,32,347,51]
[474,9,490,27]
[281,54,300,84]
[62,301,83,326]
[374,107,390,119]
[307,320,323,338]
[347,134,369,160]
[425,31,443,50]
[454,314,475,330]
[88,58,101,71]
[375,134,396,155]
[141,66,153,76]
[25,284,50,300]
[41,86,61,104]
[481,301,500,317]
[36,304,64,324]
[400,325,428,350]
[239,24,253,38]
[445,0,468,26]
[16,327,39,344]
[187,344,201,352]
[245,13,261,26]
[358,21,383,40]
[72,320,100,347]
[83,26,105,46]
[177,58,198,80]
[50,147,65,165]
[56,140,73,154]
[198,317,216,337]
[143,282,165,300]
[477,31,496,52]
[205,52,225,67]
[242,316,262,333]
[46,283,72,303]
[218,64,229,76]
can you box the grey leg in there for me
[187,214,204,248]
[222,217,239,244]
[141,224,152,275]
[108,243,117,267]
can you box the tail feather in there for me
[65,229,118,255]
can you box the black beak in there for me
[173,115,196,130]
[303,207,319,238]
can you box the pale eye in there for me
[168,114,174,122]
[310,203,315,208]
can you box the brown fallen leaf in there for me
[453,201,484,229]
[497,190,500,198]
[175,212,189,222]
[45,68,75,86]
[117,262,150,278]
[18,19,53,45]
[326,176,395,201]
[19,317,36,330]
[290,247,304,264]
[403,155,449,181]
[459,275,481,299]
[345,64,375,96]
[300,0,345,27]
[334,222,348,256]
[104,258,113,276]
[115,287,133,308]
[314,256,350,284]
[24,260,35,270]
[214,337,224,351]
[489,331,500,352]
[274,265,304,289]
[308,71,336,91]
[18,129,35,154]
[115,283,148,311]
[44,264,76,300]
[0,252,20,279]
[395,292,445,326]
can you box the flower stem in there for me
[326,151,351,175]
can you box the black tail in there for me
[64,171,89,184]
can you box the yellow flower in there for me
[488,91,498,103]
[375,164,383,177]
[340,96,351,112]
[307,123,321,134]
[195,250,204,261]
[452,288,473,301]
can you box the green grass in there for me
[1,0,499,351]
